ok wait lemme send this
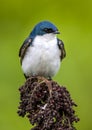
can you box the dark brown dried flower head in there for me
[17,76,79,130]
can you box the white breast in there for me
[22,34,61,78]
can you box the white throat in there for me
[32,33,57,49]
[38,33,56,42]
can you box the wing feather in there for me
[19,38,32,64]
[57,39,66,61]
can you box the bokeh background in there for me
[0,0,92,130]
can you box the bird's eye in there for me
[43,28,54,33]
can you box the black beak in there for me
[53,30,60,34]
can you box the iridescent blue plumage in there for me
[30,21,59,38]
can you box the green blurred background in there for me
[0,0,92,130]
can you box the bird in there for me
[19,21,66,80]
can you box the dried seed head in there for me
[18,76,79,130]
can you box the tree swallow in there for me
[19,21,66,79]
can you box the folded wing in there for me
[19,38,32,64]
[57,39,66,61]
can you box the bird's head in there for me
[30,21,60,38]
